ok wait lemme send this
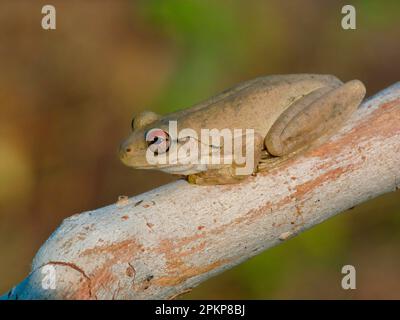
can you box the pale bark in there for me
[2,83,400,300]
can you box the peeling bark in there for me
[1,83,400,300]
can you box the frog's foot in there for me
[257,153,284,172]
[264,80,366,156]
[257,146,308,172]
[187,169,249,185]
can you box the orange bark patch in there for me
[126,263,136,278]
[153,259,229,287]
[80,239,143,257]
[293,166,352,198]
[142,232,218,288]
[155,236,207,271]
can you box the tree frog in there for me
[119,74,365,185]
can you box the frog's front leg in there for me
[264,80,366,157]
[187,133,264,185]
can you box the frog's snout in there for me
[119,140,134,162]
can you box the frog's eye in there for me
[145,129,170,155]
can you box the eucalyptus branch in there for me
[2,83,400,300]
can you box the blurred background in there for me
[0,0,399,299]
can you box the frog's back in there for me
[165,74,343,135]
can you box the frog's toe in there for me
[187,174,198,184]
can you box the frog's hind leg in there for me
[264,80,366,157]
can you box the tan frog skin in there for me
[119,74,366,185]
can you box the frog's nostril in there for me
[126,148,132,153]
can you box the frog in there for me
[119,74,366,185]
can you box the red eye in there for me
[145,129,170,155]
